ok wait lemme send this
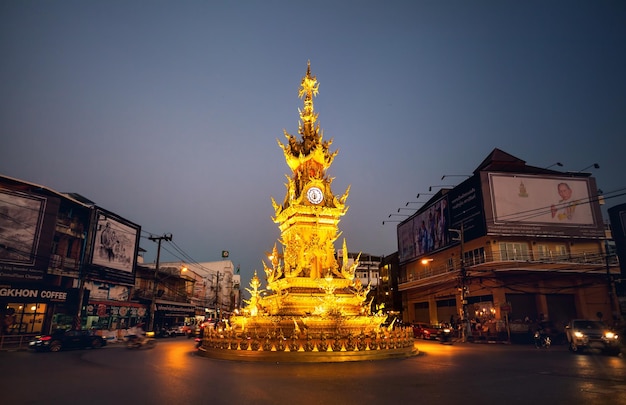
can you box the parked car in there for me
[565,319,621,355]
[412,323,443,340]
[29,329,107,352]
[172,323,188,336]
[412,323,429,338]
[157,325,179,338]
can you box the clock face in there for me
[306,187,324,205]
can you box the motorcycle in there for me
[126,333,157,350]
[533,329,551,349]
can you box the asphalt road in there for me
[1,338,625,405]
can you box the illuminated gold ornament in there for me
[198,62,416,362]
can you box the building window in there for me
[464,247,486,266]
[535,244,568,261]
[536,245,549,260]
[500,242,530,261]
[3,303,47,334]
[66,239,74,257]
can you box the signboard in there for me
[87,209,141,285]
[155,300,195,316]
[0,282,69,303]
[483,173,604,238]
[447,176,486,243]
[398,196,451,264]
[0,189,59,281]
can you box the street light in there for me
[397,208,416,213]
[429,185,454,192]
[388,214,408,218]
[382,220,401,225]
[405,201,424,206]
[578,163,600,172]
[441,174,470,180]
[416,193,434,199]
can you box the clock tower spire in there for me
[267,61,353,289]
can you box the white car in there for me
[565,319,621,355]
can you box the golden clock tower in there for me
[259,61,368,317]
[200,63,416,362]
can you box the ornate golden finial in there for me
[298,60,319,100]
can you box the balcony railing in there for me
[400,251,619,285]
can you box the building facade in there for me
[397,149,621,341]
[0,175,142,341]
[144,260,237,325]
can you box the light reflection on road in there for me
[14,337,623,404]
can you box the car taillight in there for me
[40,336,52,341]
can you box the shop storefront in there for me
[0,283,71,335]
[153,299,195,331]
[84,300,148,331]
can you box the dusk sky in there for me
[1,1,625,288]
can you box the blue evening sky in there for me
[1,1,625,286]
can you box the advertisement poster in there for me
[486,173,603,238]
[0,190,46,266]
[398,196,450,263]
[92,212,139,273]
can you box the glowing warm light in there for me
[30,305,37,311]
[196,62,416,362]
[421,258,433,265]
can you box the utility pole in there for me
[215,271,220,320]
[605,239,620,324]
[73,231,89,330]
[148,234,172,332]
[450,223,469,342]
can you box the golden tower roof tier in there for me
[199,63,416,362]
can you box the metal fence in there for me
[0,334,36,351]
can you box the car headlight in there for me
[573,331,584,338]
[604,331,618,340]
